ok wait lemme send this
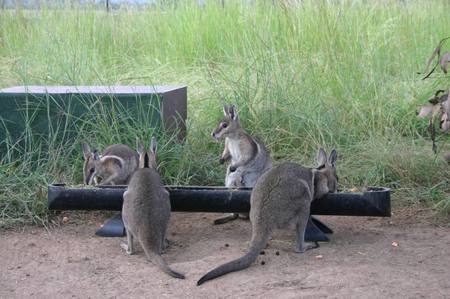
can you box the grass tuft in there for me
[0,0,449,226]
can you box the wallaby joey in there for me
[197,148,338,285]
[211,104,272,224]
[121,137,185,279]
[82,143,138,185]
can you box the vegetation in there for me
[0,0,449,226]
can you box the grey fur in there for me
[82,143,138,185]
[212,104,272,224]
[121,138,185,279]
[197,148,338,285]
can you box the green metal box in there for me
[0,86,187,153]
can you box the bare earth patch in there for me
[0,210,449,299]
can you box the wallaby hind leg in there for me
[213,213,239,225]
[162,239,170,252]
[120,229,135,255]
[295,212,319,253]
[161,232,170,252]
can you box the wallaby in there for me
[121,137,185,279]
[211,104,272,224]
[82,143,138,185]
[197,148,338,285]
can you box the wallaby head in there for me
[211,104,241,140]
[82,143,132,185]
[314,148,338,199]
[137,137,158,169]
[82,143,100,185]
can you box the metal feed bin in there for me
[0,86,187,153]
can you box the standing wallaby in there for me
[82,143,139,185]
[197,148,338,285]
[121,137,185,279]
[211,104,272,224]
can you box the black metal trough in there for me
[48,184,390,216]
[48,184,390,241]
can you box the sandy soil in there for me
[0,210,449,299]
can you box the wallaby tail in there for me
[144,249,185,279]
[197,232,269,286]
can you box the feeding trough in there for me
[48,184,391,241]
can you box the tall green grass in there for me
[0,0,449,226]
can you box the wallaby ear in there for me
[223,104,229,117]
[328,149,338,168]
[150,136,158,155]
[92,149,100,161]
[316,148,327,168]
[229,104,238,120]
[137,141,145,155]
[82,143,91,160]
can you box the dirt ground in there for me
[0,210,449,299]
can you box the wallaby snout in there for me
[211,131,220,140]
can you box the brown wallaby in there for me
[121,137,185,279]
[197,148,338,285]
[82,143,138,185]
[211,104,272,224]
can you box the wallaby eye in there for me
[89,168,95,173]
[222,123,228,128]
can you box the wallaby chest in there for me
[226,137,243,163]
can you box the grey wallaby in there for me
[82,143,138,185]
[121,137,185,279]
[212,104,272,224]
[197,148,338,285]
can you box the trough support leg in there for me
[95,212,126,237]
[304,216,332,242]
[311,216,334,234]
[94,214,333,241]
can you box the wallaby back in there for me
[121,138,184,279]
[197,148,338,285]
[82,143,138,185]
